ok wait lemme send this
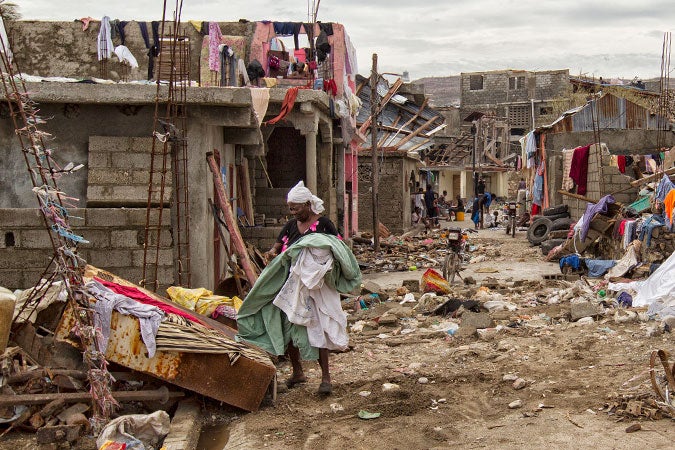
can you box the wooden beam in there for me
[359,77,404,134]
[629,166,675,186]
[393,116,438,150]
[207,152,258,285]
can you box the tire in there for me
[527,216,553,245]
[550,217,574,232]
[443,252,459,283]
[548,230,570,239]
[540,238,565,255]
[543,204,569,216]
[505,222,511,235]
[511,217,516,238]
[544,211,571,221]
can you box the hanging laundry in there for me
[617,155,626,173]
[664,189,675,227]
[264,87,300,125]
[579,195,615,241]
[97,16,114,61]
[114,45,139,69]
[209,22,223,71]
[117,21,129,45]
[561,148,575,191]
[569,144,591,195]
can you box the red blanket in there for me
[569,145,591,195]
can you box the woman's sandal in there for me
[318,382,332,395]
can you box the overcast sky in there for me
[16,0,675,81]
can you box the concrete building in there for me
[460,69,571,137]
[0,19,360,293]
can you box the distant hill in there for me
[412,76,460,108]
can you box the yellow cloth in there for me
[262,77,278,88]
[189,20,202,32]
[166,286,242,318]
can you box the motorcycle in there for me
[505,201,518,237]
[442,227,476,283]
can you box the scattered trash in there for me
[357,410,381,420]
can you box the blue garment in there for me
[559,254,581,271]
[584,259,617,278]
[532,173,544,206]
[617,292,633,307]
[655,174,675,202]
[580,195,615,241]
[471,198,480,225]
[639,214,665,247]
[484,192,493,208]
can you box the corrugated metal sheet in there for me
[562,94,666,132]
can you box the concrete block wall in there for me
[0,208,173,290]
[87,136,172,206]
[561,146,639,220]
[240,226,283,253]
[357,156,407,234]
[254,188,290,222]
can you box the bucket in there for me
[455,212,465,221]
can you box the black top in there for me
[276,216,339,251]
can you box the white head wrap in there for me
[287,181,325,214]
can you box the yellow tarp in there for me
[166,286,242,318]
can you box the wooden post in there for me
[370,54,380,252]
[207,152,258,285]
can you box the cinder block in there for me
[19,229,54,249]
[110,230,142,248]
[111,153,151,169]
[0,269,23,289]
[88,169,134,185]
[76,229,110,248]
[131,248,173,267]
[87,151,111,168]
[89,250,132,267]
[0,208,43,226]
[0,248,52,269]
[128,137,154,153]
[85,209,128,227]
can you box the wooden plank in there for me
[393,116,438,149]
[629,166,675,186]
[358,77,404,134]
[0,387,183,407]
[207,152,258,285]
[238,158,255,226]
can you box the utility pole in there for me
[472,120,478,198]
[370,53,380,252]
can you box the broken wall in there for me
[558,144,639,219]
[0,208,172,290]
[357,154,414,234]
[6,20,254,82]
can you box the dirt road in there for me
[219,226,674,449]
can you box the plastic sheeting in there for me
[608,249,675,314]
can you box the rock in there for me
[362,321,379,332]
[570,302,598,321]
[625,423,641,433]
[659,315,675,330]
[402,279,420,293]
[508,400,523,409]
[382,383,400,391]
[614,310,638,323]
[463,276,477,285]
[36,425,81,444]
[512,378,527,390]
[418,377,429,384]
[577,317,595,325]
[388,306,414,318]
[330,403,344,413]
[408,362,423,370]
[377,314,398,326]
[503,373,519,382]
[358,391,371,397]
[646,324,663,337]
[461,311,494,330]
[362,280,383,295]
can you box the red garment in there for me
[617,155,626,174]
[569,145,591,195]
[264,87,300,125]
[94,277,207,326]
[323,79,337,96]
[531,203,541,216]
